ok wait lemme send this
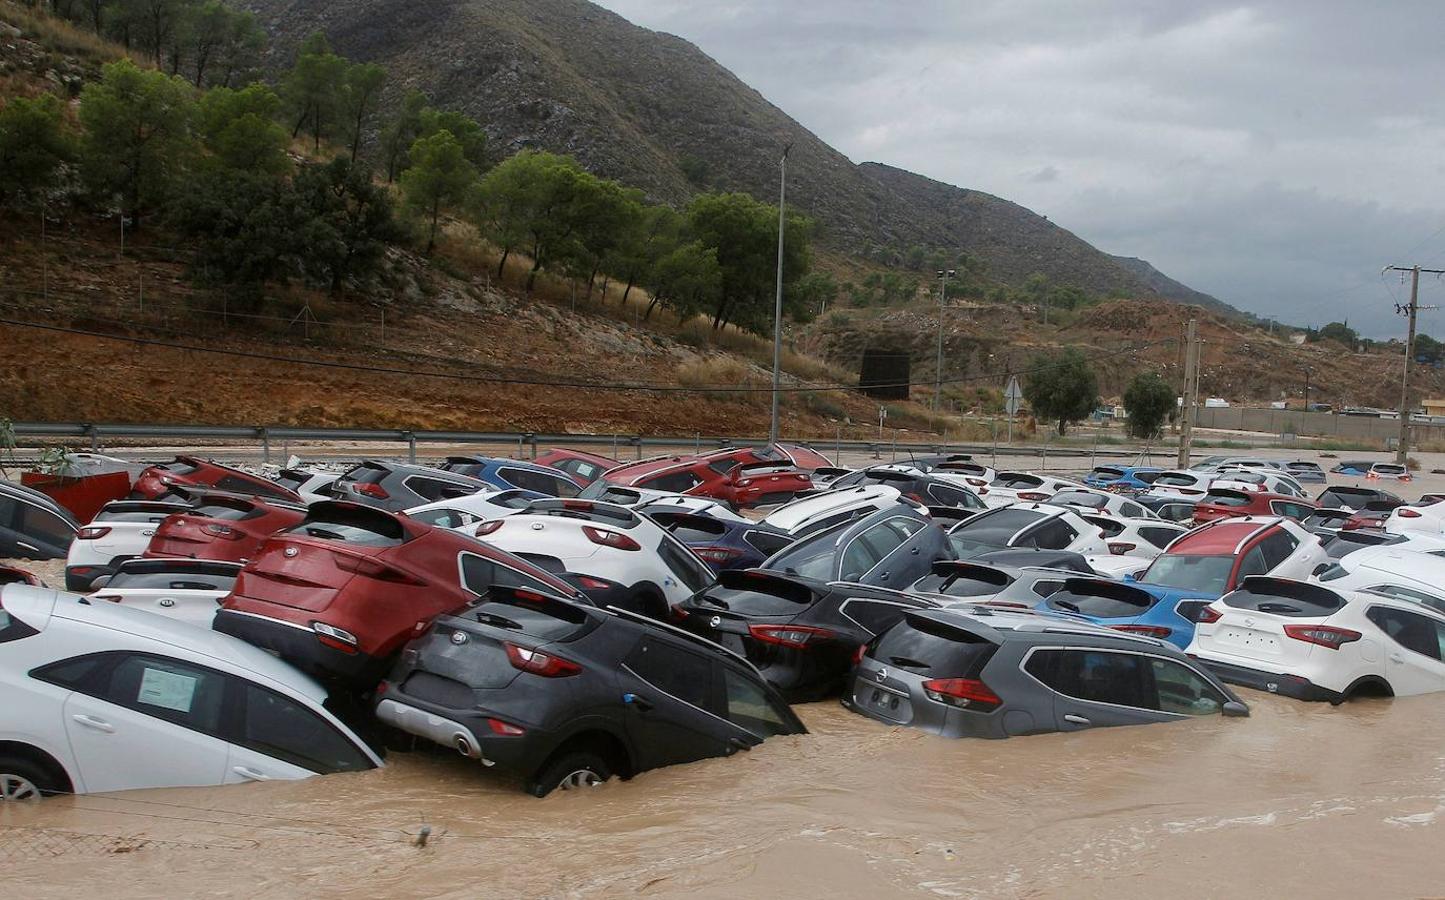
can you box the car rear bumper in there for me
[213,608,389,686]
[374,695,545,774]
[1190,655,1342,702]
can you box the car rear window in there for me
[468,595,593,641]
[1052,490,1106,509]
[287,506,405,546]
[440,458,487,478]
[1142,554,1234,595]
[275,470,311,492]
[107,568,238,592]
[993,474,1042,489]
[869,614,997,677]
[744,530,793,557]
[1318,487,1380,509]
[1375,464,1406,475]
[1048,580,1157,617]
[1089,467,1125,480]
[650,512,727,543]
[162,459,201,476]
[912,564,1013,598]
[0,604,40,643]
[949,509,1045,554]
[1223,578,1346,617]
[96,509,176,523]
[1155,473,1199,486]
[1202,491,1252,507]
[342,464,390,485]
[190,502,261,521]
[697,572,819,616]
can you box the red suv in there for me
[131,456,301,503]
[143,493,307,563]
[1191,489,1317,525]
[214,501,585,687]
[532,448,618,486]
[593,444,826,508]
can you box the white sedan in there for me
[1189,575,1445,702]
[0,585,380,802]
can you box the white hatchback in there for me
[403,489,544,531]
[87,558,242,629]
[0,586,380,802]
[1189,575,1445,702]
[761,484,906,538]
[64,500,188,592]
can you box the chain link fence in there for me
[0,824,256,860]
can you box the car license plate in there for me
[1219,627,1281,655]
[862,684,911,723]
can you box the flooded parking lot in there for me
[5,690,1444,898]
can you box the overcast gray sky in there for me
[593,0,1445,338]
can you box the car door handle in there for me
[1063,714,1091,726]
[623,693,654,712]
[233,766,272,782]
[910,547,920,555]
[71,714,115,733]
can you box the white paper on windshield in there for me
[137,667,198,713]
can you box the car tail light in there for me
[1110,624,1172,638]
[351,481,389,499]
[311,621,359,654]
[1196,606,1223,624]
[1284,624,1361,649]
[747,623,836,649]
[922,678,1002,712]
[474,519,505,536]
[1399,509,1422,518]
[670,606,691,622]
[576,575,614,591]
[504,641,582,677]
[1108,542,1136,555]
[693,546,743,564]
[1366,472,1378,480]
[486,718,527,736]
[852,643,867,665]
[1018,491,1049,501]
[77,526,111,540]
[332,552,424,584]
[582,526,640,551]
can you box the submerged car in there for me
[1191,489,1317,525]
[1083,466,1164,493]
[592,445,827,505]
[760,505,950,589]
[1189,576,1445,703]
[403,490,547,531]
[215,502,581,687]
[983,472,1082,506]
[1039,577,1207,648]
[908,560,1080,607]
[843,606,1247,738]
[821,466,986,510]
[1284,461,1328,485]
[761,484,911,539]
[1316,485,1400,512]
[0,585,380,801]
[375,589,805,796]
[676,569,938,700]
[271,467,341,504]
[130,457,300,503]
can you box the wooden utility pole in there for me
[1177,318,1197,469]
[1384,265,1445,464]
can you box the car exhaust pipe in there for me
[454,732,478,758]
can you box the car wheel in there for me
[0,756,57,803]
[527,751,612,798]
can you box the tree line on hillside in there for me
[1307,321,1444,365]
[1,10,825,335]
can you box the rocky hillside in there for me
[1110,256,1247,321]
[237,0,1221,307]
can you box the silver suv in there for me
[843,606,1247,738]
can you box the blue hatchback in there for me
[1083,465,1164,493]
[438,456,582,497]
[1034,577,1217,649]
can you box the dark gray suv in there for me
[332,460,490,512]
[843,606,1247,738]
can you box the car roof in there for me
[763,484,903,530]
[1169,518,1279,554]
[908,605,1171,649]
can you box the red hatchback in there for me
[595,444,825,508]
[214,501,585,687]
[131,456,301,503]
[143,493,307,563]
[532,448,618,486]
[1191,489,1317,525]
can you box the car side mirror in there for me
[89,575,112,591]
[1221,700,1250,718]
[1122,573,1136,583]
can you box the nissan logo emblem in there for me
[451,631,468,645]
[876,667,889,682]
[709,616,722,628]
[284,547,299,558]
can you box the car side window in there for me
[1139,527,1180,549]
[707,459,738,476]
[1236,545,1269,580]
[624,637,717,712]
[1025,648,1152,709]
[405,477,450,502]
[1149,658,1226,715]
[236,682,372,774]
[1367,585,1445,616]
[644,471,703,493]
[408,508,473,529]
[19,503,74,545]
[96,654,227,736]
[1258,532,1299,569]
[928,485,969,507]
[1366,606,1445,661]
[460,552,558,596]
[839,598,919,635]
[839,537,883,582]
[1023,519,1076,550]
[656,538,711,592]
[744,530,792,557]
[1031,579,1065,598]
[1121,502,1145,518]
[502,467,580,498]
[720,667,794,737]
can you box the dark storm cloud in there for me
[593,0,1445,337]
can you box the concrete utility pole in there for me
[768,143,792,445]
[1384,264,1445,464]
[1177,318,1198,469]
[932,268,955,413]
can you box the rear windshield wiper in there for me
[888,656,931,670]
[473,612,524,630]
[1053,599,1082,613]
[696,594,730,609]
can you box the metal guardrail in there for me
[5,421,1148,467]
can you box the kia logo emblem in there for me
[709,616,722,628]
[451,631,468,645]
[876,667,889,682]
[283,547,299,558]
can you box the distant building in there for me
[1422,398,1445,417]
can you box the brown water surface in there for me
[5,692,1445,898]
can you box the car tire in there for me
[526,751,613,798]
[0,755,59,803]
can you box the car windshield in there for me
[1142,554,1235,595]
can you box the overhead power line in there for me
[0,316,1172,395]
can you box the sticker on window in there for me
[137,667,198,713]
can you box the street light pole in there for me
[768,143,791,446]
[933,268,954,414]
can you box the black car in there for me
[0,481,79,560]
[638,506,795,573]
[676,569,939,700]
[1316,485,1400,512]
[375,587,805,796]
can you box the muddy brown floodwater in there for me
[4,691,1445,898]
